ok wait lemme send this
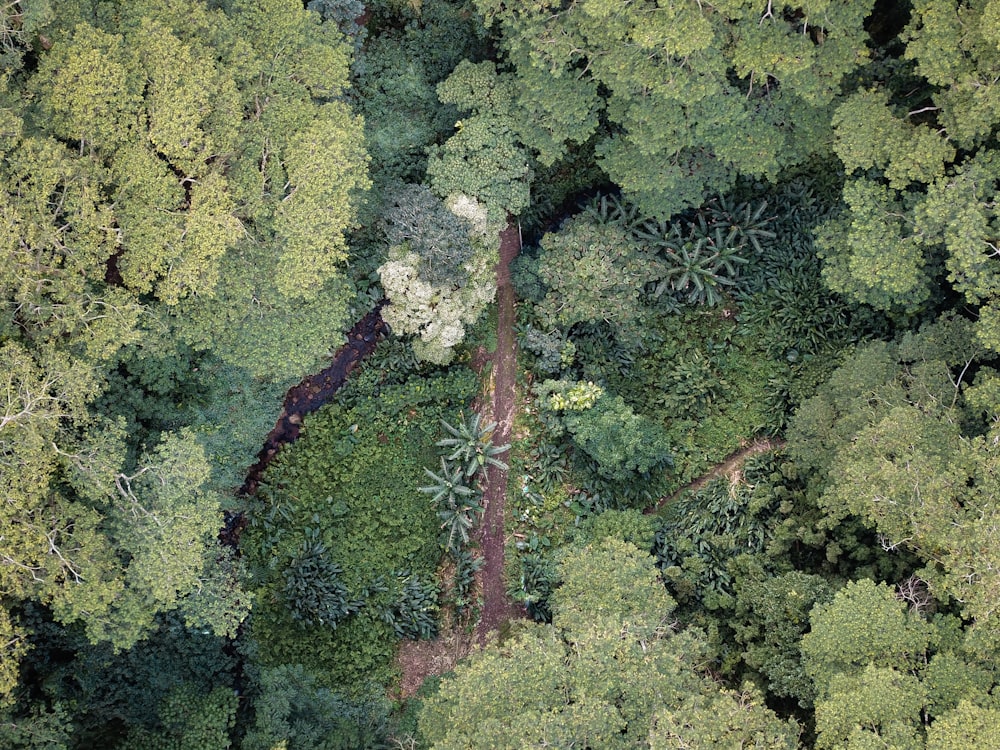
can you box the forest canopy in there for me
[3,0,1000,748]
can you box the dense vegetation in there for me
[4,0,1000,747]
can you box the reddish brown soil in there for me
[394,630,475,699]
[393,222,524,695]
[645,436,786,514]
[474,220,525,645]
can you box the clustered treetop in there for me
[0,0,369,703]
[474,0,875,218]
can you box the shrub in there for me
[244,370,475,693]
[283,536,363,629]
[243,664,389,750]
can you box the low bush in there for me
[244,369,475,693]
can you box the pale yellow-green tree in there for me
[0,0,366,703]
[419,539,798,748]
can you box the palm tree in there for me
[418,458,483,552]
[437,414,510,478]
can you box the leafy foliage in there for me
[816,0,1000,343]
[352,0,486,188]
[419,458,482,553]
[243,664,389,750]
[20,608,237,749]
[420,539,798,748]
[436,414,510,478]
[476,0,875,218]
[283,536,363,629]
[384,572,439,641]
[244,369,474,692]
[654,453,785,608]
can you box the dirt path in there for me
[645,436,786,515]
[475,220,522,645]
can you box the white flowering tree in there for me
[378,192,496,364]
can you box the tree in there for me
[536,216,660,341]
[800,577,1000,749]
[377,189,495,364]
[121,684,237,750]
[419,539,798,748]
[648,687,800,750]
[817,0,1000,339]
[731,567,835,707]
[474,0,875,218]
[243,664,389,750]
[562,393,673,486]
[927,701,1000,749]
[50,428,248,650]
[426,60,533,224]
[0,0,53,73]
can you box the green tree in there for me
[0,0,54,73]
[426,60,532,224]
[536,216,661,341]
[562,393,673,486]
[731,566,835,707]
[121,684,237,750]
[475,0,875,218]
[801,577,1000,749]
[382,184,476,287]
[817,0,1000,340]
[648,687,800,749]
[927,701,1000,749]
[419,539,797,748]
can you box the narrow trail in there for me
[475,220,523,645]
[645,436,786,515]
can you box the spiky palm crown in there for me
[437,415,510,478]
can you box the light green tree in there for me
[0,0,366,699]
[802,578,1000,749]
[419,539,797,748]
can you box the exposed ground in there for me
[646,436,786,515]
[394,221,524,696]
[474,220,524,645]
[393,629,475,699]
